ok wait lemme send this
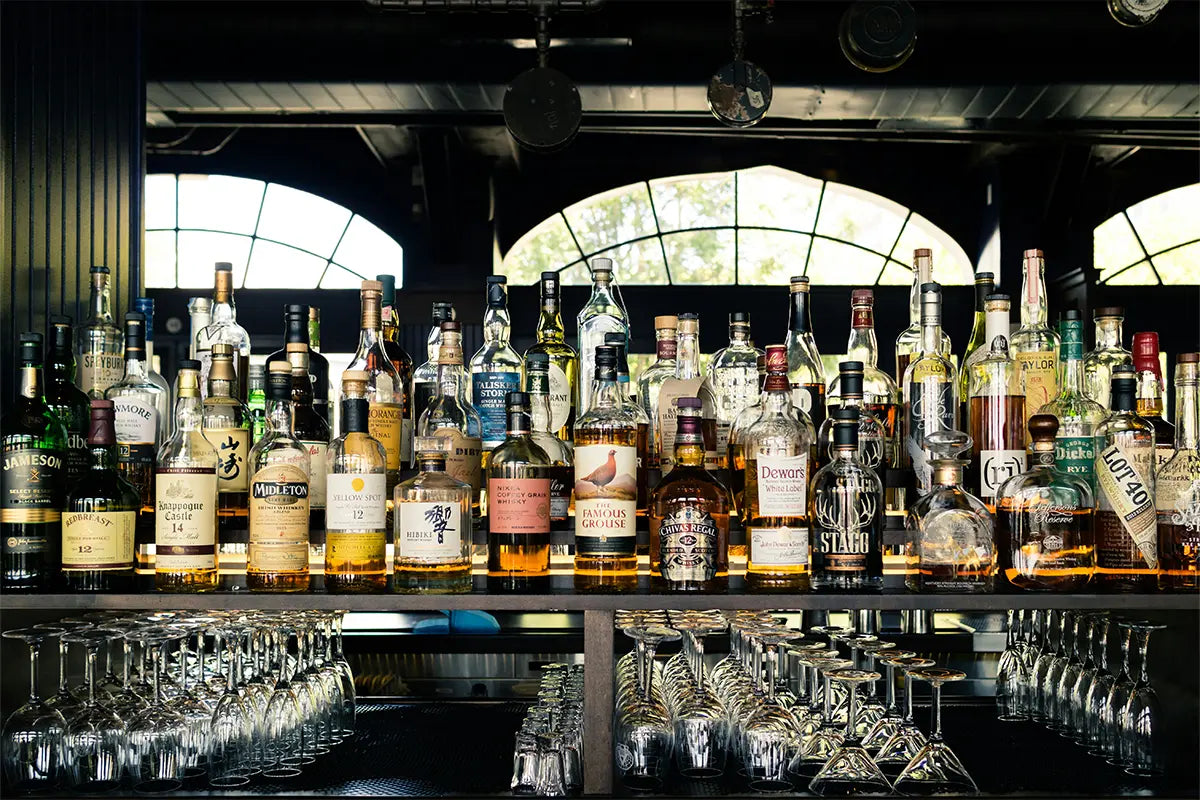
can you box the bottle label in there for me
[1056,435,1099,494]
[326,531,385,564]
[78,352,124,395]
[1096,440,1157,568]
[789,384,825,418]
[906,378,954,492]
[1154,443,1175,473]
[748,526,809,567]
[1,448,64,526]
[574,444,637,553]
[714,420,732,460]
[154,467,218,571]
[434,429,483,493]
[368,402,404,471]
[658,505,718,583]
[205,427,251,493]
[401,417,414,466]
[62,429,89,485]
[398,501,464,558]
[248,463,310,572]
[754,454,808,517]
[1157,451,1200,540]
[472,371,522,449]
[1015,351,1058,421]
[548,364,572,433]
[980,449,1026,500]
[113,396,158,446]
[301,441,328,509]
[656,339,677,361]
[813,490,878,571]
[548,464,572,521]
[326,473,387,531]
[488,478,551,533]
[657,377,706,467]
[62,510,135,570]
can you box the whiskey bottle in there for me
[743,344,814,590]
[202,344,252,558]
[1010,250,1061,427]
[817,362,887,473]
[378,274,415,465]
[812,408,884,591]
[996,414,1095,592]
[267,305,332,425]
[785,276,826,432]
[960,288,1010,422]
[902,283,959,494]
[62,400,140,591]
[604,331,652,512]
[289,343,331,558]
[412,302,456,438]
[187,297,211,360]
[965,299,1027,509]
[45,316,91,486]
[637,315,678,471]
[1132,331,1176,471]
[154,361,219,592]
[326,371,388,593]
[2,333,67,589]
[487,392,552,590]
[576,258,629,417]
[1083,307,1131,410]
[395,436,473,593]
[526,272,578,443]
[133,297,173,407]
[247,362,311,592]
[194,262,251,401]
[525,353,573,531]
[471,276,523,470]
[247,364,267,444]
[958,271,997,404]
[1157,353,1200,591]
[573,345,639,582]
[649,397,731,590]
[1094,366,1157,592]
[894,249,950,385]
[656,314,719,470]
[75,265,124,398]
[1040,310,1107,496]
[346,280,405,498]
[708,312,763,464]
[418,321,483,518]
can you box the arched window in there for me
[1094,183,1200,285]
[499,165,973,287]
[144,174,404,289]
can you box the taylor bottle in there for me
[202,344,252,558]
[1010,249,1060,429]
[526,271,578,443]
[75,265,124,398]
[487,392,552,590]
[1156,353,1200,591]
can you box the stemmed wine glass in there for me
[1043,610,1074,731]
[329,611,357,740]
[615,625,679,792]
[163,624,213,782]
[740,627,802,792]
[893,667,978,796]
[1116,620,1167,777]
[208,623,253,788]
[263,626,304,780]
[1029,609,1060,724]
[787,656,853,780]
[125,627,187,793]
[808,668,894,796]
[1081,614,1114,756]
[59,629,125,793]
[873,656,935,776]
[995,610,1027,722]
[2,627,68,792]
[669,617,729,779]
[1053,611,1088,735]
[1066,612,1104,742]
[35,621,89,717]
[861,649,916,752]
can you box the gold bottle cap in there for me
[268,361,291,376]
[654,315,678,330]
[177,363,201,397]
[677,314,699,335]
[361,280,383,294]
[209,347,237,383]
[341,370,369,395]
[212,342,233,356]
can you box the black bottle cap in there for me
[376,274,397,306]
[267,362,293,400]
[839,361,865,398]
[342,397,369,433]
[976,272,995,282]
[90,265,110,275]
[506,391,530,411]
[985,292,1010,302]
[525,352,550,369]
[1113,364,1137,377]
[730,311,750,324]
[486,276,507,307]
[19,332,43,364]
[124,312,146,350]
[284,303,308,319]
[920,282,940,294]
[832,407,859,449]
[1094,306,1124,318]
[432,302,455,323]
[604,332,627,348]
[1061,308,1082,321]
[49,315,73,350]
[595,345,618,367]
[1111,374,1137,412]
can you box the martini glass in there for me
[872,656,935,776]
[854,642,896,736]
[60,630,124,793]
[786,656,853,780]
[2,627,67,792]
[861,649,916,753]
[893,667,978,796]
[808,668,893,796]
[615,624,679,792]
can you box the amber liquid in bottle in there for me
[573,425,640,580]
[967,394,1026,508]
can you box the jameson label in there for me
[1,448,64,526]
[548,364,572,433]
[154,467,218,571]
[205,427,251,493]
[813,490,878,572]
[398,501,463,559]
[249,463,310,572]
[488,477,551,533]
[752,454,808,518]
[62,511,135,570]
[326,473,387,531]
[980,449,1026,500]
[368,402,404,471]
[1057,435,1100,494]
[748,526,809,567]
[472,371,522,449]
[657,377,705,468]
[790,384,826,431]
[907,378,954,493]
[574,444,637,554]
[78,352,124,396]
[1016,351,1058,422]
[301,441,329,509]
[547,465,572,521]
[1096,440,1157,569]
[434,429,482,493]
[657,505,718,583]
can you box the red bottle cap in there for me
[764,345,788,374]
[1133,331,1161,376]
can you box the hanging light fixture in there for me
[838,0,917,73]
[503,10,583,152]
[707,0,773,128]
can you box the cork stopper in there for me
[1094,306,1123,319]
[341,370,369,398]
[1027,414,1059,453]
[1023,249,1045,260]
[654,315,678,330]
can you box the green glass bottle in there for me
[247,363,267,443]
[45,316,92,486]
[1039,311,1107,496]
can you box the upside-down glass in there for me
[995,610,1027,722]
[873,656,935,776]
[60,630,124,793]
[2,627,68,793]
[787,656,853,780]
[670,617,730,779]
[741,628,802,792]
[615,625,679,792]
[125,628,186,793]
[893,667,978,797]
[809,668,893,796]
[1066,612,1105,742]
[1117,621,1167,777]
[208,624,252,788]
[861,649,917,752]
[1081,614,1114,755]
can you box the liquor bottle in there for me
[649,397,731,590]
[194,262,251,401]
[726,352,766,526]
[902,283,959,494]
[904,428,994,593]
[1157,353,1200,591]
[471,276,523,470]
[995,414,1095,592]
[895,249,950,385]
[487,392,552,590]
[346,280,405,498]
[325,371,388,593]
[418,321,483,517]
[308,306,322,353]
[1132,331,1176,471]
[62,400,140,591]
[743,345,814,590]
[526,272,578,443]
[811,408,885,591]
[394,436,472,593]
[655,314,719,470]
[827,290,901,468]
[289,343,331,557]
[604,331,652,512]
[75,265,124,398]
[378,274,415,465]
[247,362,311,592]
[965,299,1027,509]
[1,334,67,589]
[708,311,763,464]
[1094,366,1157,592]
[1083,307,1132,409]
[1040,310,1108,496]
[247,364,267,444]
[267,305,332,425]
[785,276,826,432]
[187,297,212,360]
[1010,249,1061,428]
[817,362,887,472]
[154,361,219,592]
[637,315,678,471]
[576,258,629,417]
[573,345,639,583]
[133,297,172,407]
[958,271,997,403]
[412,302,456,438]
[45,316,91,486]
[525,353,573,532]
[959,288,1011,421]
[202,344,252,558]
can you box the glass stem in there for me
[846,683,859,741]
[765,645,777,703]
[226,637,236,694]
[1135,629,1152,686]
[823,672,834,721]
[58,637,69,695]
[885,665,897,714]
[641,643,658,703]
[152,644,162,704]
[121,639,133,692]
[693,635,706,695]
[86,645,98,706]
[1119,626,1133,681]
[902,669,914,724]
[929,681,943,742]
[197,633,207,686]
[28,640,41,702]
[179,637,190,692]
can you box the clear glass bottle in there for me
[812,408,885,592]
[395,436,472,594]
[1083,306,1131,410]
[902,283,959,494]
[525,353,573,532]
[1010,249,1061,427]
[194,261,251,402]
[202,344,252,559]
[576,258,629,417]
[187,297,211,361]
[708,311,763,464]
[960,287,1010,422]
[1157,353,1200,591]
[1132,331,1176,471]
[247,364,267,444]
[378,274,415,466]
[289,343,331,560]
[638,315,678,472]
[1094,366,1157,592]
[828,289,901,470]
[487,392,552,591]
[996,414,1095,591]
[965,298,1027,509]
[1040,310,1108,497]
[345,280,405,500]
[655,313,719,470]
[905,428,995,593]
[325,371,388,594]
[267,304,332,425]
[785,276,826,432]
[743,345,814,590]
[817,361,887,472]
[246,362,311,592]
[412,302,457,437]
[133,297,173,409]
[958,271,996,405]
[471,276,524,470]
[526,271,578,444]
[726,352,766,529]
[154,361,219,592]
[895,249,951,385]
[45,316,91,486]
[604,331,652,514]
[418,321,483,519]
[75,265,124,398]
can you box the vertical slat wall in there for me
[1,1,143,391]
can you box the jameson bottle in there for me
[576,258,629,417]
[638,315,679,471]
[1132,331,1176,471]
[525,272,578,443]
[902,283,959,494]
[1157,353,1200,591]
[1040,311,1107,496]
[346,280,405,498]
[2,334,67,589]
[1010,249,1061,428]
[487,393,552,591]
[75,265,124,398]
[45,316,91,486]
[202,344,252,557]
[194,262,251,401]
[471,276,523,472]
[378,274,415,465]
[267,304,332,425]
[289,343,331,557]
[525,353,574,531]
[785,276,826,432]
[412,302,456,437]
[418,321,484,518]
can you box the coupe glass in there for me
[125,628,186,793]
[1118,621,1167,777]
[2,627,67,792]
[60,630,124,793]
[861,649,917,752]
[872,656,935,776]
[614,624,679,792]
[808,668,893,796]
[893,667,978,796]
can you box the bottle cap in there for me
[214,262,233,272]
[540,271,558,282]
[729,311,750,324]
[124,312,146,350]
[431,302,455,323]
[285,303,308,318]
[1132,332,1160,373]
[851,288,874,305]
[789,275,811,292]
[1060,308,1082,321]
[49,316,72,349]
[177,360,202,396]
[976,271,995,283]
[1023,249,1044,259]
[839,360,864,374]
[486,276,508,307]
[832,407,859,449]
[415,436,449,459]
[677,314,699,334]
[1113,363,1137,377]
[1027,414,1059,452]
[309,306,320,322]
[88,399,116,445]
[913,248,932,259]
[361,279,383,293]
[1178,353,1200,364]
[286,342,306,354]
[985,292,1011,303]
[19,333,43,364]
[675,397,702,410]
[594,345,618,368]
[212,343,233,356]
[506,391,530,410]
[604,332,627,346]
[210,346,236,383]
[920,282,940,294]
[90,265,110,275]
[1094,306,1124,318]
[441,320,461,333]
[525,352,550,371]
[341,370,369,395]
[1110,373,1137,411]
[590,258,613,275]
[376,274,397,305]
[764,345,787,373]
[654,315,678,330]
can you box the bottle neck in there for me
[833,444,858,463]
[208,377,236,400]
[342,398,369,434]
[308,316,321,350]
[1175,380,1198,450]
[909,259,932,325]
[426,323,444,364]
[930,462,964,488]
[846,324,879,367]
[90,277,113,323]
[537,294,565,344]
[356,315,384,356]
[676,332,701,378]
[984,308,1009,344]
[173,395,204,433]
[47,349,73,386]
[527,376,555,434]
[920,314,943,356]
[124,350,149,380]
[284,317,310,345]
[1135,369,1164,419]
[505,409,533,439]
[728,325,751,346]
[1061,356,1086,396]
[266,396,294,434]
[435,354,465,399]
[1094,318,1123,349]
[89,442,121,471]
[19,365,43,400]
[1020,258,1048,326]
[655,329,678,362]
[418,455,447,473]
[788,291,811,334]
[483,304,511,346]
[761,383,791,412]
[674,437,705,467]
[589,374,624,410]
[382,304,400,341]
